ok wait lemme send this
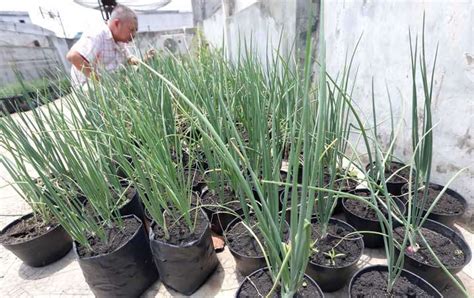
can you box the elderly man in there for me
[67,5,142,86]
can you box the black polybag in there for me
[149,216,219,295]
[75,215,158,297]
[119,188,145,223]
[1,213,72,267]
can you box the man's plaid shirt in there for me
[70,23,130,86]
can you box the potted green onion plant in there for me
[392,17,471,294]
[0,113,72,267]
[78,69,219,295]
[1,92,158,297]
[349,104,441,296]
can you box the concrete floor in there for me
[1,100,473,297]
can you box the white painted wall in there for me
[138,11,194,32]
[202,6,225,47]
[234,0,258,13]
[227,3,284,64]
[324,1,474,223]
[200,1,297,68]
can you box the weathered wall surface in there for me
[193,0,309,68]
[0,11,32,24]
[138,11,194,32]
[0,22,70,86]
[192,0,473,227]
[324,0,474,226]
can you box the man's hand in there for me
[144,48,156,62]
[127,55,141,65]
[127,48,156,66]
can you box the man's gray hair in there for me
[110,4,137,22]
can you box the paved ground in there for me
[1,99,473,297]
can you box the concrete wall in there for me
[0,22,70,86]
[192,0,319,67]
[138,11,194,32]
[0,12,32,24]
[193,0,314,68]
[324,1,474,226]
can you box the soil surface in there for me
[77,217,140,258]
[344,191,404,221]
[291,167,359,191]
[350,269,435,297]
[183,168,206,188]
[227,215,288,258]
[413,187,465,215]
[152,208,209,246]
[201,186,241,212]
[332,174,359,192]
[238,269,322,297]
[367,162,410,184]
[0,215,58,245]
[394,226,466,267]
[226,217,265,257]
[235,123,249,144]
[384,162,410,184]
[310,221,363,267]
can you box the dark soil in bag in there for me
[350,269,438,297]
[201,186,243,234]
[393,226,466,267]
[152,208,208,246]
[342,190,405,248]
[344,193,404,221]
[406,186,465,215]
[226,215,289,276]
[227,215,289,258]
[0,212,72,267]
[77,217,141,257]
[226,217,264,257]
[307,218,364,292]
[310,221,362,267]
[366,161,410,196]
[0,216,59,245]
[382,162,410,184]
[183,167,206,191]
[332,174,359,191]
[200,186,241,212]
[238,268,323,297]
[424,187,464,215]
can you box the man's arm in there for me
[66,50,97,79]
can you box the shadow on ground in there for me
[19,249,75,281]
[143,261,226,297]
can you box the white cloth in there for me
[70,23,131,86]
